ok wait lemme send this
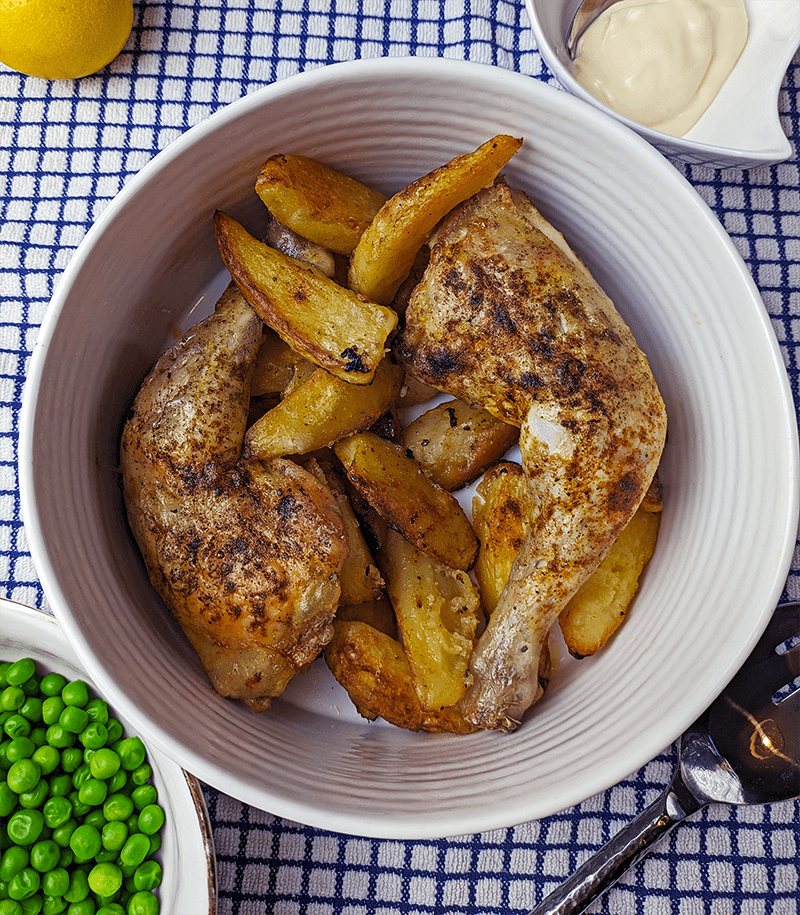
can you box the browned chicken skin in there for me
[120,293,348,710]
[395,183,667,731]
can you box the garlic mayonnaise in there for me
[570,0,749,138]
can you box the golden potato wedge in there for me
[308,459,386,607]
[255,154,387,256]
[348,134,523,305]
[380,529,482,712]
[214,211,397,384]
[403,399,519,491]
[559,506,662,658]
[324,620,476,732]
[244,357,403,461]
[471,461,530,616]
[333,431,479,571]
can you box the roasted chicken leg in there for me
[120,292,348,710]
[395,183,667,731]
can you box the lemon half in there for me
[0,0,134,81]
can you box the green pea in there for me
[77,779,105,809]
[65,901,95,915]
[66,794,89,819]
[69,767,89,791]
[1,689,25,713]
[62,868,89,903]
[144,833,160,857]
[87,752,117,783]
[42,895,67,915]
[0,847,29,882]
[6,739,36,765]
[128,766,150,789]
[113,740,145,774]
[0,899,23,915]
[0,782,18,817]
[7,868,39,901]
[43,727,73,751]
[6,761,41,795]
[20,894,43,915]
[130,862,160,894]
[80,810,105,833]
[6,810,44,846]
[103,722,122,746]
[17,781,49,811]
[5,662,35,690]
[83,701,108,726]
[41,869,68,899]
[30,748,59,778]
[59,685,88,711]
[38,674,67,698]
[100,795,132,823]
[28,730,46,751]
[125,890,158,915]
[46,775,71,799]
[18,701,42,726]
[67,825,100,864]
[0,663,9,687]
[40,700,64,728]
[94,906,124,915]
[56,711,87,738]
[50,819,77,849]
[27,843,58,877]
[117,834,149,869]
[86,863,121,899]
[99,823,126,855]
[3,718,31,741]
[106,772,126,796]
[58,752,82,777]
[129,787,156,813]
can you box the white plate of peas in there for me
[0,599,216,915]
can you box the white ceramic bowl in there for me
[0,600,216,912]
[525,0,800,169]
[20,57,799,839]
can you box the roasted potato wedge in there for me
[255,154,387,256]
[403,399,519,491]
[559,505,661,658]
[307,459,385,607]
[244,358,403,461]
[471,461,530,616]
[348,134,522,305]
[380,529,482,711]
[324,620,476,732]
[214,211,397,384]
[333,431,479,571]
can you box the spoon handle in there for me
[527,769,703,915]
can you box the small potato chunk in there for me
[244,358,403,461]
[559,506,662,658]
[472,461,530,616]
[255,154,387,256]
[325,620,476,732]
[334,431,479,571]
[381,529,482,712]
[403,399,519,491]
[214,211,397,384]
[336,598,398,640]
[265,214,337,278]
[250,327,312,397]
[348,134,522,305]
[309,460,386,607]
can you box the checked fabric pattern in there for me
[1,2,799,913]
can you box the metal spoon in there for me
[527,600,800,914]
[566,0,625,57]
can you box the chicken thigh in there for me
[395,183,667,731]
[120,292,348,710]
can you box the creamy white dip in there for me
[570,0,749,137]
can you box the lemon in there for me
[0,0,133,81]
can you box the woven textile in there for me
[1,2,799,913]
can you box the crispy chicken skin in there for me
[120,294,347,710]
[395,183,667,731]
